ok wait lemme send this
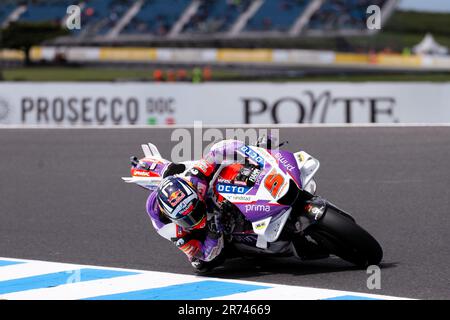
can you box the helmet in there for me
[156,176,207,230]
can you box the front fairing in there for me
[213,145,298,221]
[213,145,303,248]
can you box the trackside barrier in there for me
[0,82,450,126]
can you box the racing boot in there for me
[190,251,226,274]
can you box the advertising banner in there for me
[0,82,449,126]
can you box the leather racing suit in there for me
[146,140,248,270]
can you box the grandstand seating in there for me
[18,0,73,23]
[82,0,134,35]
[307,0,388,31]
[182,0,252,34]
[0,0,395,38]
[0,2,17,26]
[122,0,191,35]
[245,0,310,32]
[14,0,132,36]
[81,0,112,30]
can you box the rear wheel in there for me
[305,205,383,267]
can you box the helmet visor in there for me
[174,200,206,230]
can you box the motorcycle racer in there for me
[138,140,253,272]
[126,137,383,271]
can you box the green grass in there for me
[279,73,450,82]
[345,32,450,53]
[332,10,450,52]
[2,67,450,82]
[384,10,450,36]
[1,67,242,82]
[1,67,157,81]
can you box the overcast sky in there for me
[398,0,450,12]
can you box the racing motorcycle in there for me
[122,140,383,269]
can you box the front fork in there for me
[288,195,331,260]
[288,184,327,232]
[278,193,326,243]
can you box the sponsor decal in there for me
[168,190,185,207]
[132,169,150,177]
[131,167,161,178]
[234,180,247,186]
[216,183,250,194]
[248,168,261,183]
[19,96,177,125]
[21,97,140,124]
[5,83,450,126]
[274,153,296,172]
[223,194,253,203]
[239,146,265,167]
[255,222,267,230]
[194,159,213,175]
[311,207,322,216]
[242,93,397,124]
[305,203,325,220]
[245,204,271,213]
[254,169,265,186]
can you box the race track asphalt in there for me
[1,126,449,299]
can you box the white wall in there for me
[0,82,449,126]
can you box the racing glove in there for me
[206,214,223,240]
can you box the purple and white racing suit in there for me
[146,140,245,263]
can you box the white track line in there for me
[0,272,202,300]
[0,257,412,300]
[206,286,408,300]
[1,123,450,129]
[0,261,83,282]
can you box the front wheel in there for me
[305,204,383,268]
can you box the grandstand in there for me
[244,0,311,34]
[182,0,252,34]
[0,0,398,43]
[122,0,192,36]
[18,1,72,23]
[0,1,20,28]
[2,0,450,80]
[307,0,388,32]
